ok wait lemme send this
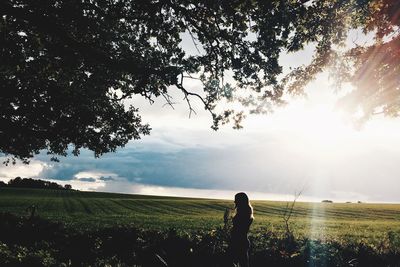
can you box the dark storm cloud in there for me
[35,139,299,195]
[78,177,96,182]
[37,146,222,189]
[32,131,400,203]
[99,176,115,181]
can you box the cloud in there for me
[74,170,119,180]
[56,170,126,191]
[4,114,398,203]
[77,177,96,182]
[0,158,50,182]
[99,176,115,181]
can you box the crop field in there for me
[1,187,400,243]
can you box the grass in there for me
[1,187,399,244]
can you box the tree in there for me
[6,176,67,189]
[281,190,302,241]
[64,184,72,190]
[1,0,399,163]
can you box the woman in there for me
[230,192,254,267]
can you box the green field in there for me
[1,187,399,244]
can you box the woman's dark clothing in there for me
[229,213,253,267]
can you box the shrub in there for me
[0,212,399,267]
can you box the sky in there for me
[1,30,400,203]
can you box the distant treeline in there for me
[0,177,72,190]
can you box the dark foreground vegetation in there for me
[0,177,72,190]
[1,212,399,267]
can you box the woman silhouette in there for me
[229,192,254,267]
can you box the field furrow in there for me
[1,187,399,242]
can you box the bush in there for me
[0,212,399,267]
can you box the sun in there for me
[298,102,355,146]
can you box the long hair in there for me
[234,192,254,219]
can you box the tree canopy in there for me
[1,176,72,190]
[1,0,399,162]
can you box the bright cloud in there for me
[67,170,126,191]
[0,158,49,182]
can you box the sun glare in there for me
[297,102,354,146]
[246,79,359,151]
